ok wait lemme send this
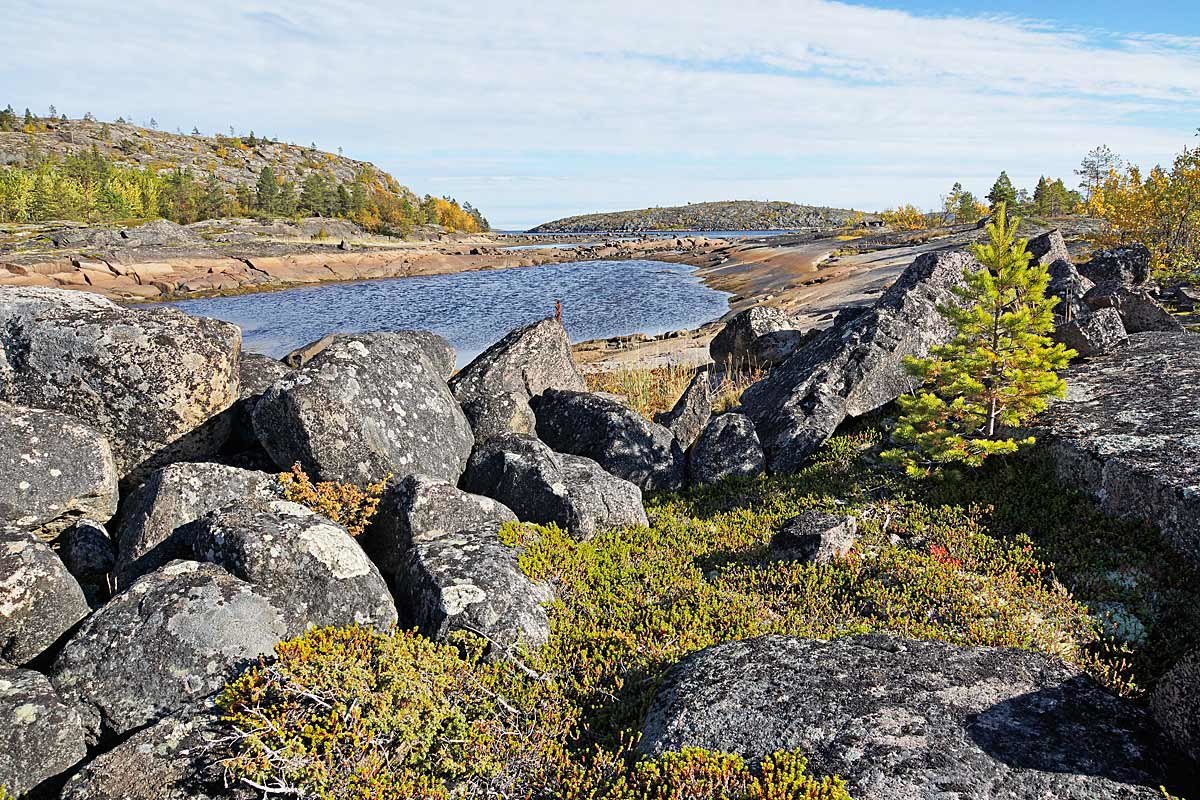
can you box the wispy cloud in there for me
[2,0,1197,227]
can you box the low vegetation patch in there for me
[585,364,763,420]
[277,463,386,538]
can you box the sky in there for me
[2,1,1198,230]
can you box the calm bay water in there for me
[169,259,731,366]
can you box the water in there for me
[169,259,731,366]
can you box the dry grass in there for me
[585,363,765,420]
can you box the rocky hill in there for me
[530,200,877,233]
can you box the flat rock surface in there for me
[640,634,1184,799]
[1040,332,1200,568]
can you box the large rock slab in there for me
[653,367,712,450]
[1040,332,1200,568]
[51,560,286,742]
[639,634,1182,799]
[0,528,89,665]
[1079,245,1152,288]
[687,413,765,486]
[532,389,685,491]
[0,666,87,797]
[253,332,473,486]
[0,402,119,541]
[113,462,278,588]
[449,318,585,440]
[742,250,974,472]
[0,287,241,485]
[709,306,799,369]
[1085,285,1184,333]
[462,433,646,540]
[191,498,397,636]
[1152,650,1200,768]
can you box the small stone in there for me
[769,511,858,564]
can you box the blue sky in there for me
[2,1,1198,229]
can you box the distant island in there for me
[529,200,878,233]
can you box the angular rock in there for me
[0,402,119,541]
[1040,332,1200,568]
[362,474,518,575]
[227,352,291,455]
[769,510,858,564]
[51,560,286,742]
[113,462,278,588]
[398,527,554,657]
[709,306,798,369]
[532,389,684,491]
[640,634,1181,799]
[450,317,586,440]
[653,367,712,450]
[462,433,646,540]
[60,708,228,800]
[0,666,87,797]
[1046,259,1095,322]
[191,498,397,636]
[1079,244,1152,288]
[1052,308,1128,358]
[283,329,456,379]
[1025,228,1071,268]
[253,332,473,486]
[0,287,241,485]
[742,250,974,473]
[0,528,89,665]
[687,413,765,486]
[1152,649,1200,767]
[1085,285,1184,333]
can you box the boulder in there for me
[653,367,712,450]
[0,666,87,797]
[361,474,518,575]
[742,250,974,473]
[532,389,684,491]
[1025,228,1071,268]
[449,318,586,440]
[1085,285,1184,333]
[253,332,473,486]
[50,560,286,742]
[113,462,278,588]
[769,510,858,563]
[709,306,799,370]
[687,413,765,486]
[0,528,89,665]
[1046,259,1094,322]
[60,708,228,800]
[0,402,119,541]
[1152,650,1199,767]
[397,526,554,657]
[191,498,397,636]
[1040,332,1200,568]
[1078,245,1152,288]
[639,634,1181,799]
[283,329,455,378]
[1052,308,1128,358]
[58,519,116,579]
[463,433,646,540]
[227,352,291,455]
[0,287,241,485]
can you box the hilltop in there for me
[529,200,877,233]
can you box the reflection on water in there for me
[169,259,730,366]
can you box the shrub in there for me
[627,748,851,800]
[276,463,386,537]
[881,204,928,231]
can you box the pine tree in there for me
[883,203,1075,476]
[987,171,1018,211]
[199,172,227,219]
[299,172,329,216]
[255,165,279,215]
[23,108,35,127]
[277,180,298,216]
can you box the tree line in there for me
[882,170,1086,231]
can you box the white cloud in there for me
[2,0,1198,227]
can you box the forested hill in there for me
[0,111,488,234]
[529,200,875,233]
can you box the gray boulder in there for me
[0,666,87,797]
[283,329,456,379]
[1053,308,1128,358]
[450,317,586,441]
[191,498,397,636]
[742,250,974,473]
[532,389,684,491]
[1025,228,1071,268]
[51,560,286,742]
[60,708,228,800]
[0,287,241,485]
[253,332,474,486]
[1152,650,1199,767]
[361,474,518,575]
[1079,245,1152,288]
[709,306,798,369]
[1085,285,1184,333]
[113,462,278,588]
[770,510,858,564]
[653,367,712,450]
[687,413,765,486]
[58,519,116,579]
[640,634,1181,799]
[462,433,646,540]
[0,528,89,665]
[0,402,119,541]
[1024,232,1094,323]
[228,352,291,453]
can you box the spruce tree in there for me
[255,165,279,215]
[883,203,1075,476]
